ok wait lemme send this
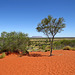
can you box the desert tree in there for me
[36,15,66,56]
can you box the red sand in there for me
[0,50,75,75]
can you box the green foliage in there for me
[41,45,46,50]
[53,40,75,50]
[61,40,71,46]
[71,48,75,51]
[30,39,75,51]
[63,46,75,51]
[36,15,65,37]
[36,15,66,55]
[0,31,30,54]
[45,45,50,50]
[53,41,63,49]
[0,52,6,59]
[63,46,71,50]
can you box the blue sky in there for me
[0,0,75,37]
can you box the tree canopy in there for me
[36,15,65,37]
[36,15,66,56]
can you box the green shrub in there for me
[0,31,30,54]
[0,52,6,59]
[45,45,50,51]
[42,45,46,50]
[71,48,75,51]
[63,46,71,50]
[61,40,71,45]
[53,41,62,49]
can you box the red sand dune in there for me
[0,50,75,75]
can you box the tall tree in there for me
[36,15,66,56]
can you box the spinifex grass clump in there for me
[0,52,6,59]
[63,46,71,50]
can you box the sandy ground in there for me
[0,50,75,75]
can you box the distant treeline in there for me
[30,37,75,42]
[30,37,75,39]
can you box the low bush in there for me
[45,45,50,51]
[71,48,75,51]
[42,45,46,50]
[0,32,30,55]
[0,52,6,59]
[53,41,62,49]
[63,46,71,50]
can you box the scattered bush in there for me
[53,41,62,49]
[71,48,75,51]
[41,45,46,50]
[53,40,75,50]
[61,40,71,46]
[0,52,6,59]
[45,45,50,51]
[63,46,71,50]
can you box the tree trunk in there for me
[50,36,54,56]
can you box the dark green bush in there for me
[61,40,71,45]
[0,31,30,54]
